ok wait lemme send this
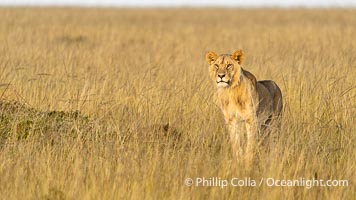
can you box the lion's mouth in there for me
[216,80,230,87]
[217,80,230,84]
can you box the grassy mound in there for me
[0,101,93,144]
[0,101,182,149]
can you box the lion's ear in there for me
[231,50,244,64]
[206,51,218,64]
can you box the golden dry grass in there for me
[0,7,355,199]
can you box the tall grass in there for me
[0,8,355,199]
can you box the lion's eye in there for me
[214,64,219,69]
[226,64,233,70]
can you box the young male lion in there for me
[206,50,283,159]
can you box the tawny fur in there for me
[206,50,283,159]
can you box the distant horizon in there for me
[1,0,356,8]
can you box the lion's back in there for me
[258,80,283,116]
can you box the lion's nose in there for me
[218,74,225,78]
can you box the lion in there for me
[206,50,283,159]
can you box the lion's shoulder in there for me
[241,68,257,87]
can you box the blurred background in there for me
[1,0,356,7]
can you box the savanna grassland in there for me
[0,8,355,199]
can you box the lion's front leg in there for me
[245,117,258,158]
[226,117,243,160]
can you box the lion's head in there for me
[206,50,244,88]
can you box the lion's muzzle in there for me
[216,73,230,87]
